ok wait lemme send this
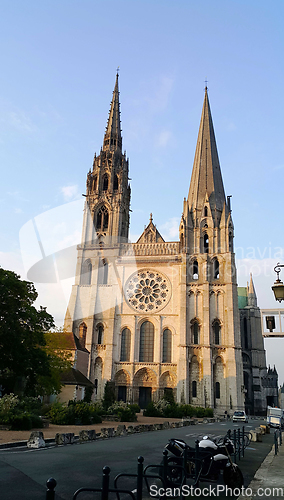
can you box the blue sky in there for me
[1,1,284,381]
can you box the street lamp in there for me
[272,263,284,302]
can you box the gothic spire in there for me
[103,72,122,151]
[248,273,257,307]
[187,87,226,216]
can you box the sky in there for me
[0,0,284,382]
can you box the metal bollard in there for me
[238,428,241,461]
[101,466,111,500]
[274,431,278,455]
[136,456,144,500]
[162,449,168,486]
[46,478,57,500]
[195,440,200,487]
[233,429,237,463]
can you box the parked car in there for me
[232,410,248,423]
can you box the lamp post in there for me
[272,263,284,302]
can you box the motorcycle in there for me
[162,435,243,489]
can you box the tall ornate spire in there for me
[187,87,226,216]
[248,273,257,307]
[103,72,122,151]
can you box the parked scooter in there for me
[162,435,243,489]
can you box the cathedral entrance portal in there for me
[139,387,152,409]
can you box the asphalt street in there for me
[0,419,273,500]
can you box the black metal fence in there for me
[45,427,251,499]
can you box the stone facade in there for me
[238,278,278,415]
[63,75,266,412]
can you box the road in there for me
[0,419,273,499]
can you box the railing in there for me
[44,428,250,499]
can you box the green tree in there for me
[102,381,116,410]
[0,267,54,396]
[36,329,73,396]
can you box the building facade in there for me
[64,75,269,412]
[238,278,278,414]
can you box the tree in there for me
[36,329,73,396]
[0,267,55,396]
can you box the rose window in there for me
[125,269,171,312]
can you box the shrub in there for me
[129,403,140,414]
[10,413,32,430]
[0,394,19,424]
[107,401,137,421]
[47,401,102,425]
[143,401,163,417]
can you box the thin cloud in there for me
[160,217,180,240]
[155,130,172,148]
[61,185,80,201]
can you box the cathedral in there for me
[64,74,273,414]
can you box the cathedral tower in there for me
[179,87,244,410]
[64,80,245,411]
[84,72,130,246]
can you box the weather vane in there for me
[205,77,208,89]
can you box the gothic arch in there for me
[133,367,157,387]
[81,259,92,285]
[190,317,201,345]
[212,318,222,345]
[160,370,176,388]
[162,328,172,363]
[78,322,87,348]
[94,357,103,399]
[189,355,200,403]
[95,205,109,232]
[114,369,131,385]
[213,356,225,408]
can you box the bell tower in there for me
[180,86,244,411]
[83,72,131,247]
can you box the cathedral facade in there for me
[65,75,258,412]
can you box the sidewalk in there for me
[0,414,183,448]
[237,433,284,500]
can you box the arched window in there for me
[96,206,109,231]
[244,317,248,349]
[97,324,104,345]
[98,258,108,284]
[94,378,98,395]
[87,262,92,285]
[94,176,98,191]
[229,232,233,252]
[213,321,221,345]
[113,174,119,191]
[79,322,87,348]
[213,259,219,279]
[192,322,199,345]
[204,206,208,217]
[162,328,172,363]
[192,380,197,398]
[139,321,154,362]
[193,260,198,280]
[204,233,209,253]
[120,328,131,361]
[81,260,92,285]
[103,174,109,191]
[215,381,220,399]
